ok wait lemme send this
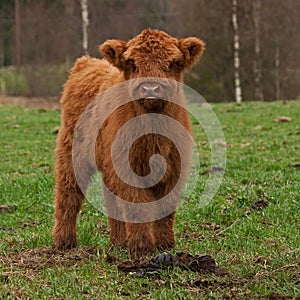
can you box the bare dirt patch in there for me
[0,96,60,110]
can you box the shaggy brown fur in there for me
[53,29,205,257]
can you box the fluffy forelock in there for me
[124,29,182,60]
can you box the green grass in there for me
[0,101,299,299]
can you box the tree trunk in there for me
[81,0,89,55]
[275,42,280,100]
[253,0,263,101]
[232,0,242,104]
[15,0,21,67]
[64,0,76,62]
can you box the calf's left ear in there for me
[178,37,205,69]
[99,39,127,69]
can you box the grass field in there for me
[0,101,299,299]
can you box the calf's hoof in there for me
[53,233,77,251]
[127,236,155,258]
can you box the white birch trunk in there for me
[232,0,242,104]
[81,0,89,55]
[253,0,263,100]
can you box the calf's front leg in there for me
[153,212,175,250]
[53,185,83,250]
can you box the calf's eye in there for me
[127,59,138,73]
[168,62,174,70]
[131,63,138,72]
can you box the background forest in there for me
[0,0,300,102]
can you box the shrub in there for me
[0,66,29,96]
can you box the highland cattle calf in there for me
[53,29,205,257]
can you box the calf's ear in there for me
[99,39,127,69]
[178,37,205,69]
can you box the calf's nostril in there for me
[142,86,150,94]
[152,85,159,92]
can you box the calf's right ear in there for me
[99,39,127,69]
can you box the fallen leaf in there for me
[0,205,17,214]
[201,167,225,175]
[251,200,268,210]
[191,279,217,288]
[211,167,225,173]
[253,255,268,265]
[96,220,109,234]
[0,226,16,233]
[19,220,39,228]
[199,222,221,231]
[240,143,251,148]
[197,141,208,147]
[52,126,60,134]
[274,116,292,122]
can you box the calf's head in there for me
[99,29,205,111]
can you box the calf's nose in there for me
[141,83,162,98]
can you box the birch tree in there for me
[232,0,242,104]
[81,0,89,55]
[252,0,263,100]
